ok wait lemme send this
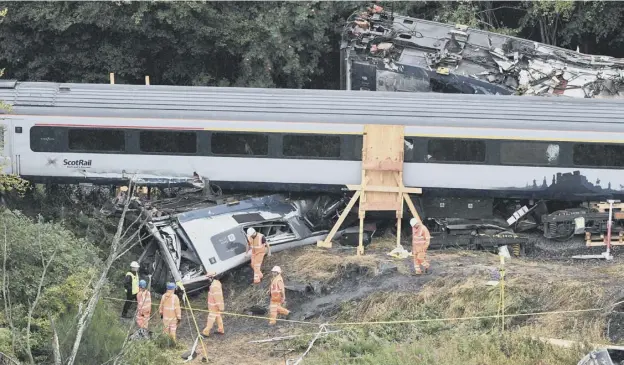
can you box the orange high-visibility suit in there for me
[269,274,290,325]
[135,288,152,329]
[247,233,268,284]
[201,279,224,336]
[412,224,431,274]
[159,290,181,341]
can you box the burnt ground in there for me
[123,234,624,364]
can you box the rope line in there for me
[289,324,329,365]
[103,296,624,327]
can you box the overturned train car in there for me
[137,194,374,291]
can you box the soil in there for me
[125,233,624,364]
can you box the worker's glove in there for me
[160,314,163,320]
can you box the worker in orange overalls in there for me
[246,227,270,284]
[268,266,290,325]
[411,217,431,275]
[159,282,181,341]
[201,271,225,337]
[135,280,151,333]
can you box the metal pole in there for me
[607,200,614,256]
[345,48,352,91]
[606,199,620,259]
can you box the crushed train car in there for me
[342,6,624,98]
[137,194,376,291]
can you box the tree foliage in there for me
[0,1,356,88]
[0,210,99,362]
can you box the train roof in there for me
[2,81,624,129]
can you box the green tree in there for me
[0,1,354,88]
[0,6,28,197]
[0,211,99,362]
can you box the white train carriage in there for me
[2,80,624,220]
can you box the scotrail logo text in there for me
[63,159,92,168]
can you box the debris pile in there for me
[344,7,624,98]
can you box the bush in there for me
[120,340,180,365]
[54,301,183,365]
[56,302,127,365]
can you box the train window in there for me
[353,136,363,160]
[211,132,268,156]
[573,144,624,167]
[68,128,125,152]
[426,138,485,162]
[403,138,415,162]
[283,135,341,158]
[140,131,196,154]
[30,126,64,152]
[500,142,559,166]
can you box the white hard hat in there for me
[246,227,256,236]
[130,261,140,268]
[271,266,282,274]
[410,218,420,227]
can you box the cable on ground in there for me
[103,296,624,327]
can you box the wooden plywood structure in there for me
[318,124,422,255]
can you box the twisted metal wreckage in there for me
[342,6,624,98]
[104,179,377,292]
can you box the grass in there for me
[294,259,611,365]
[306,332,589,365]
[368,235,399,251]
[266,247,380,282]
[180,245,619,364]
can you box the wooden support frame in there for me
[109,72,115,85]
[317,125,422,255]
[585,231,624,247]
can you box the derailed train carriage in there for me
[136,194,375,292]
[3,81,624,284]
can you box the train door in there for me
[0,118,12,174]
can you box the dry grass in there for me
[334,266,610,343]
[266,247,380,282]
[186,335,285,365]
[307,332,588,365]
[225,282,270,313]
[180,249,621,364]
[368,235,399,251]
[303,264,607,364]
